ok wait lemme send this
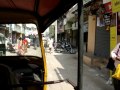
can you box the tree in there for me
[49,25,55,38]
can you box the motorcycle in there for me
[61,41,76,54]
[7,42,16,53]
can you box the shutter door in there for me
[94,26,110,58]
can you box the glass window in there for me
[0,24,42,57]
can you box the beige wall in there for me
[87,15,96,54]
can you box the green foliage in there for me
[49,25,55,38]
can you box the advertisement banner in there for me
[112,0,120,13]
[110,26,117,51]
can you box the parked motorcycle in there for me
[55,40,76,54]
[63,42,76,54]
[7,42,16,53]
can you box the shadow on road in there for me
[53,53,114,90]
[54,54,78,86]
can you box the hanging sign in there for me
[103,13,111,26]
[103,13,111,30]
[112,0,120,13]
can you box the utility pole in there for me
[9,24,12,43]
[77,1,83,90]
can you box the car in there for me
[0,0,77,90]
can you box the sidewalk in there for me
[83,52,110,80]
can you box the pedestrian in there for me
[33,34,37,49]
[17,37,23,55]
[48,38,53,53]
[43,40,47,49]
[22,36,28,53]
[17,36,28,55]
[111,43,120,90]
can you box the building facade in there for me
[0,24,35,44]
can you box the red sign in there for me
[104,2,112,13]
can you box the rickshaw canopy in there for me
[0,0,77,33]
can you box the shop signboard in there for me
[104,2,112,13]
[112,0,120,13]
[104,13,111,26]
[110,26,117,51]
[103,13,111,30]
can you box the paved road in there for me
[45,49,114,90]
[46,52,76,90]
[6,46,42,57]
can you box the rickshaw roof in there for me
[0,0,77,33]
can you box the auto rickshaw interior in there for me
[0,56,44,90]
[0,0,77,90]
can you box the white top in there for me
[111,43,120,68]
[48,38,53,48]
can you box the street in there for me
[6,47,114,90]
[45,49,114,90]
[6,46,42,57]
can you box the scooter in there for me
[61,41,76,54]
[7,42,16,53]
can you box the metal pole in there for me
[55,20,57,43]
[9,24,12,43]
[77,1,83,90]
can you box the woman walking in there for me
[17,36,28,55]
